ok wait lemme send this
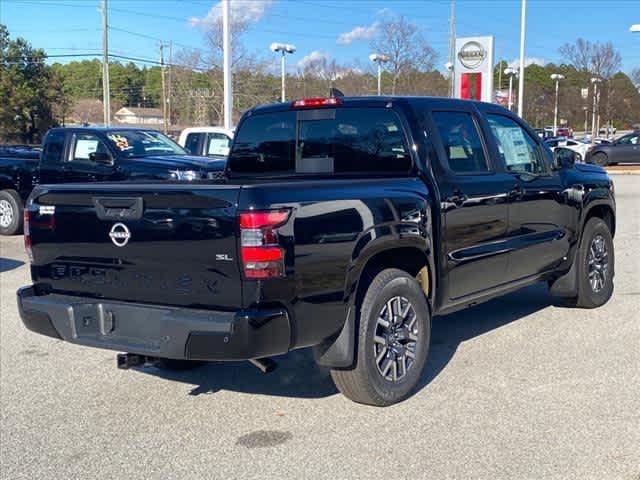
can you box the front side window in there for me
[228,108,411,175]
[486,114,547,175]
[617,134,639,145]
[105,130,186,158]
[431,111,489,174]
[70,133,110,163]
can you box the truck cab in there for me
[178,127,234,159]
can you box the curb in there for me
[605,170,640,175]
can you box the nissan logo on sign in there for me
[458,41,487,69]
[109,222,131,247]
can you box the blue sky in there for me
[1,0,638,75]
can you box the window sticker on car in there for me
[74,139,98,159]
[108,134,130,150]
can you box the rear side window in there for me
[228,108,411,175]
[41,131,66,165]
[207,132,231,157]
[431,111,489,174]
[184,133,201,155]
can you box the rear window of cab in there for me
[228,107,412,175]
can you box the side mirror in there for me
[89,151,113,165]
[553,147,577,169]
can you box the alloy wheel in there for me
[587,234,609,293]
[0,199,13,228]
[373,296,419,382]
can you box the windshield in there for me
[105,130,186,158]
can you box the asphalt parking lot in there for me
[1,175,638,480]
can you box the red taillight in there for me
[239,209,290,279]
[239,211,289,229]
[291,97,342,108]
[24,209,33,262]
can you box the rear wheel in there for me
[592,153,608,167]
[0,189,23,236]
[330,268,431,406]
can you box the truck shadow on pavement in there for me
[0,257,25,273]
[143,283,554,400]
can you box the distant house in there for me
[114,107,164,125]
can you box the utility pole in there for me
[167,41,173,128]
[448,0,456,97]
[222,0,232,129]
[517,0,526,118]
[101,0,111,126]
[160,43,168,134]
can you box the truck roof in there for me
[248,95,500,115]
[47,126,161,133]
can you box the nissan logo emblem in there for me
[109,223,131,247]
[458,41,487,69]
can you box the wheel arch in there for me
[314,243,434,369]
[582,202,615,238]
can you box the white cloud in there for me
[297,50,329,69]
[376,7,392,16]
[336,22,379,45]
[508,57,546,68]
[189,0,273,27]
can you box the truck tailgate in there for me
[27,184,242,309]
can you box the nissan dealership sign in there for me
[454,36,494,103]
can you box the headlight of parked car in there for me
[170,170,199,181]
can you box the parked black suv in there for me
[18,96,615,406]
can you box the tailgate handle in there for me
[93,197,144,221]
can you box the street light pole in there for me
[270,43,296,102]
[504,67,517,111]
[369,53,390,96]
[517,0,527,117]
[222,0,232,129]
[550,73,564,135]
[590,77,601,142]
[100,0,110,126]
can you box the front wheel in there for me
[330,268,431,406]
[573,217,614,308]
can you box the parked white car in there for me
[178,127,234,158]
[544,138,591,161]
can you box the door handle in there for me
[445,189,468,207]
[507,184,524,200]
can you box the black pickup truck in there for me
[0,127,226,235]
[18,96,615,406]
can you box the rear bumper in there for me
[17,286,291,361]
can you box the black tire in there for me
[330,268,431,406]
[572,217,614,308]
[0,189,23,236]
[592,153,608,167]
[155,358,205,371]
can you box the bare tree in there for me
[71,99,103,124]
[369,16,437,94]
[559,39,621,78]
[632,68,640,88]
